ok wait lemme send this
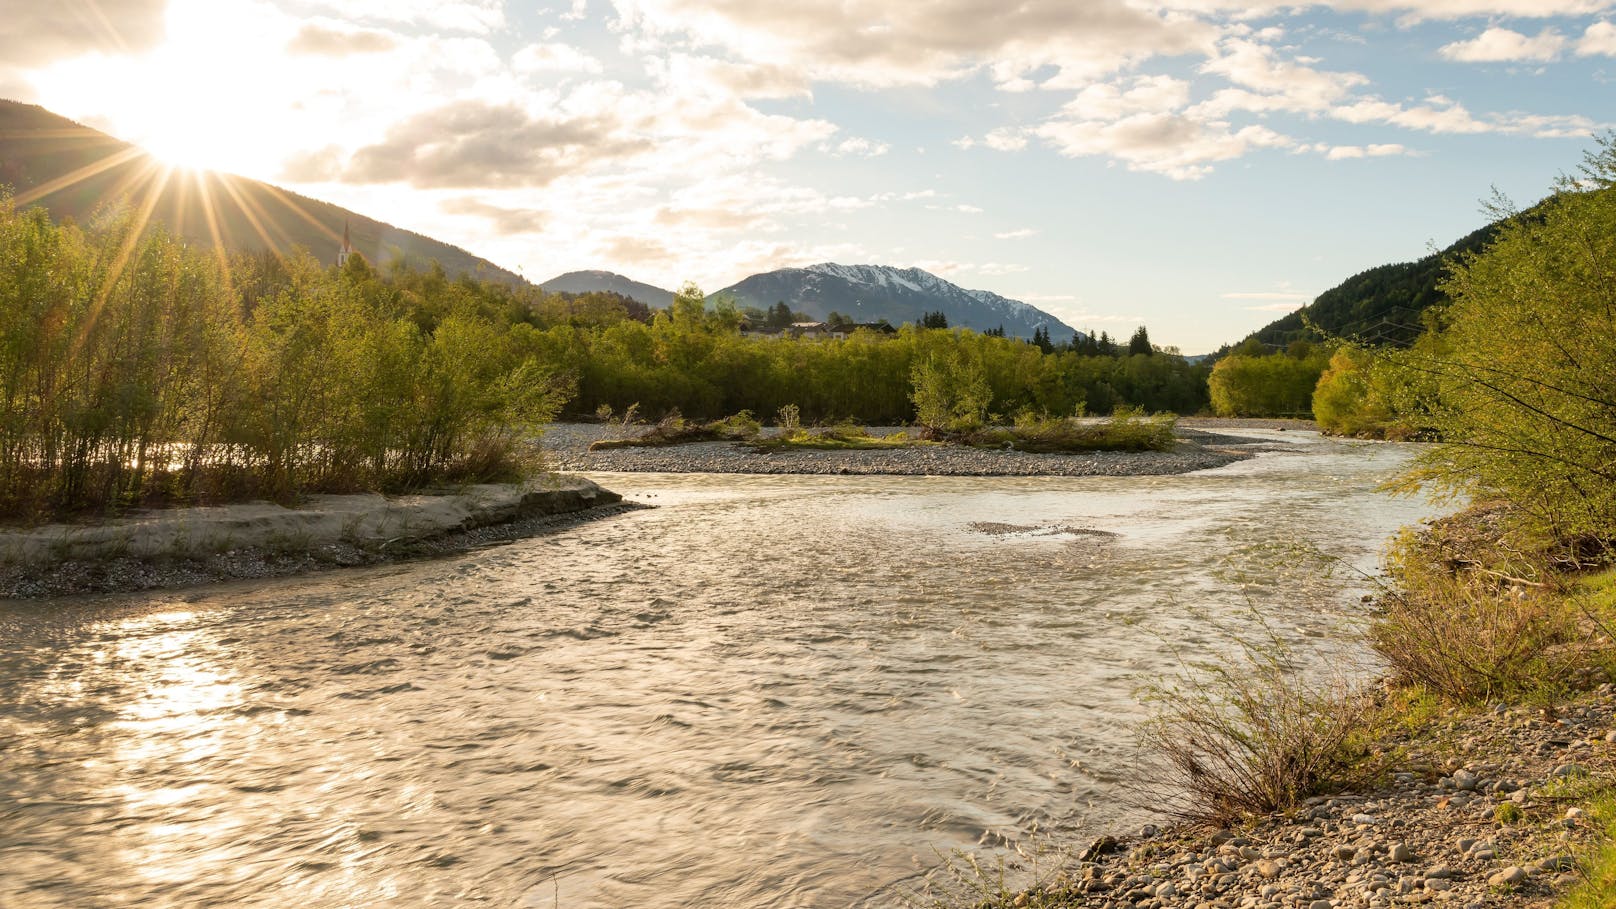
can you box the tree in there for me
[1401,135,1616,538]
[1128,325,1154,356]
[910,350,990,433]
[921,310,949,329]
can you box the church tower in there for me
[337,221,353,267]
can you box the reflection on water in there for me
[0,435,1445,908]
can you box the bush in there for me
[1140,628,1373,824]
[1369,507,1597,702]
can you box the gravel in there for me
[991,683,1616,908]
[540,422,1276,477]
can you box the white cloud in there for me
[832,137,890,157]
[513,42,605,73]
[995,228,1038,240]
[1439,26,1567,62]
[1579,21,1616,55]
[608,0,1218,89]
[1324,142,1409,159]
[1036,113,1293,180]
[1221,291,1310,301]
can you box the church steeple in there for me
[337,221,353,267]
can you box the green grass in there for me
[748,426,934,451]
[1559,789,1616,909]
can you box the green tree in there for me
[1401,136,1616,538]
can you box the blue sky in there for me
[5,0,1614,351]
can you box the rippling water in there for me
[0,433,1444,908]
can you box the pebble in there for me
[1488,866,1528,887]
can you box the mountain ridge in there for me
[715,262,1080,339]
[0,99,523,284]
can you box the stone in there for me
[1451,770,1479,791]
[1551,763,1588,779]
[1255,859,1282,878]
[1487,866,1528,887]
[1334,845,1356,861]
[1389,843,1414,863]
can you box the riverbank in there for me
[0,475,632,599]
[964,682,1615,908]
[541,421,1290,476]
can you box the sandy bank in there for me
[0,475,631,599]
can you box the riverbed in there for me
[0,431,1445,908]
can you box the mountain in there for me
[714,263,1080,340]
[539,270,674,307]
[1247,213,1528,349]
[0,99,522,283]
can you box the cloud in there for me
[651,54,811,99]
[441,197,548,234]
[1035,113,1293,180]
[1061,75,1191,120]
[287,22,398,56]
[609,0,1218,89]
[1580,21,1616,55]
[1439,26,1567,61]
[1243,302,1308,312]
[0,0,167,66]
[1221,291,1310,301]
[297,0,505,33]
[994,228,1038,240]
[1324,142,1409,159]
[513,42,604,73]
[345,98,652,188]
[832,137,890,157]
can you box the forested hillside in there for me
[0,100,523,284]
[1249,216,1513,348]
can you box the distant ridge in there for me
[0,99,523,284]
[539,270,675,307]
[715,263,1080,339]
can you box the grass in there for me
[588,410,761,450]
[1137,618,1376,826]
[748,424,934,451]
[1369,505,1616,703]
[1561,789,1616,909]
[958,408,1178,454]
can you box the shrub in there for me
[1139,629,1373,824]
[1369,507,1596,702]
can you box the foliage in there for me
[911,350,992,433]
[966,407,1177,453]
[749,424,925,451]
[0,196,566,518]
[1397,138,1616,541]
[1140,622,1374,825]
[1208,346,1331,417]
[1369,506,1603,703]
[587,409,761,449]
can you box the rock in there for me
[1537,854,1576,872]
[1566,807,1585,820]
[1551,763,1588,779]
[1487,866,1528,887]
[1156,881,1178,898]
[1352,813,1378,825]
[1389,843,1414,863]
[1255,860,1282,879]
[1424,866,1452,879]
[1082,835,1120,861]
[1451,769,1479,791]
[1334,845,1356,861]
[1309,901,1332,909]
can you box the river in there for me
[0,432,1444,908]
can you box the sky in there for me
[3,1,1614,352]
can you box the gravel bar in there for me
[540,423,1279,477]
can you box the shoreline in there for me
[0,475,635,600]
[540,421,1309,477]
[974,682,1615,909]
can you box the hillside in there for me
[0,100,522,283]
[715,263,1079,339]
[539,270,674,307]
[1249,215,1518,348]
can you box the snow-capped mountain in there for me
[715,263,1079,340]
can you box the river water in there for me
[0,432,1443,908]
